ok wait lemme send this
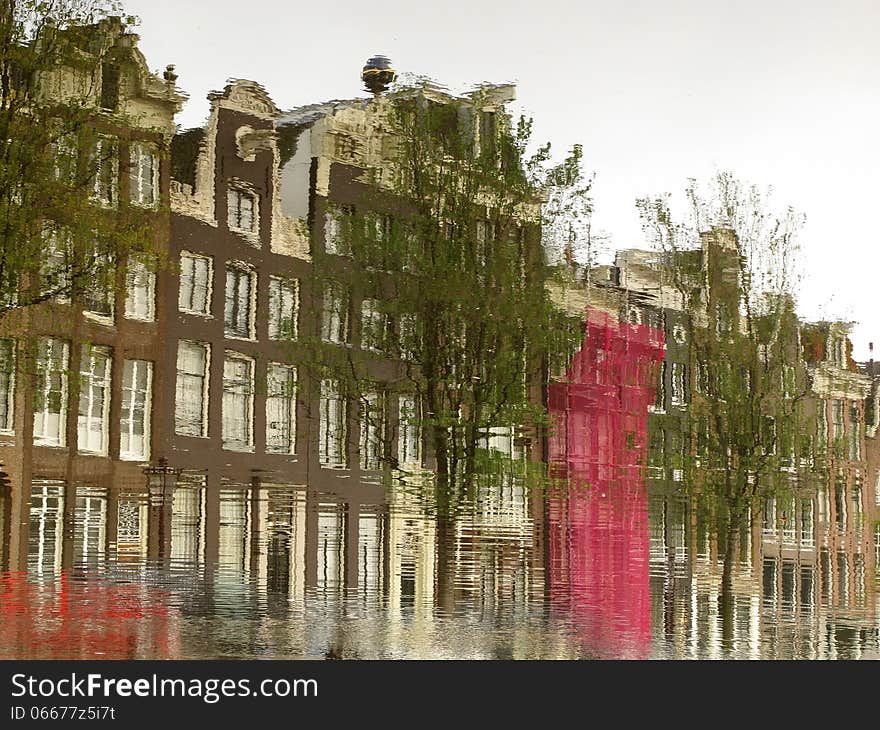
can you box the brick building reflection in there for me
[647,340,879,661]
[547,307,665,658]
[4,309,878,658]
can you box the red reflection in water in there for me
[548,308,664,658]
[0,571,179,659]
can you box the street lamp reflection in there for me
[144,456,181,507]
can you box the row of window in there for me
[41,242,413,356]
[179,251,408,353]
[652,360,804,414]
[0,337,152,460]
[651,361,689,412]
[174,339,421,468]
[175,341,297,454]
[320,285,417,354]
[323,208,500,269]
[47,247,299,342]
[179,252,298,341]
[59,132,262,240]
[39,229,158,324]
[762,497,815,546]
[316,382,421,470]
[86,139,159,208]
[0,336,302,461]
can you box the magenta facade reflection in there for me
[548,308,665,658]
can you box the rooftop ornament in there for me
[362,55,396,95]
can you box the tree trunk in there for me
[719,501,740,651]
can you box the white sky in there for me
[124,0,880,358]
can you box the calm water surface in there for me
[2,469,878,660]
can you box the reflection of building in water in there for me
[315,501,346,595]
[28,480,65,575]
[803,321,875,632]
[547,304,663,658]
[4,21,880,660]
[358,505,385,595]
[647,480,877,658]
[452,473,540,612]
[74,486,108,567]
[217,486,251,578]
[263,485,307,598]
[588,232,880,657]
[170,475,206,565]
[0,20,184,572]
[0,41,541,619]
[386,486,434,605]
[644,329,878,659]
[116,493,149,559]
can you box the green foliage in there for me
[637,171,819,555]
[303,84,589,485]
[0,1,158,320]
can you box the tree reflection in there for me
[637,172,874,649]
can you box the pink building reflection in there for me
[548,308,664,658]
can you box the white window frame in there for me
[178,251,213,316]
[40,226,72,303]
[323,207,352,256]
[398,312,419,361]
[175,340,210,438]
[359,391,386,470]
[475,219,492,266]
[116,497,148,556]
[227,185,258,237]
[75,489,107,563]
[222,352,255,452]
[319,379,347,468]
[670,362,688,406]
[129,142,159,207]
[0,338,15,434]
[90,137,118,208]
[268,276,299,340]
[397,394,421,468]
[81,246,115,325]
[321,284,350,344]
[780,495,796,545]
[224,263,256,340]
[33,337,69,447]
[800,499,814,547]
[51,133,77,183]
[762,497,777,538]
[124,257,156,322]
[832,399,844,440]
[29,480,65,574]
[360,299,385,352]
[77,345,112,456]
[266,363,297,455]
[120,359,152,461]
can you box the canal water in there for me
[1,468,877,660]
